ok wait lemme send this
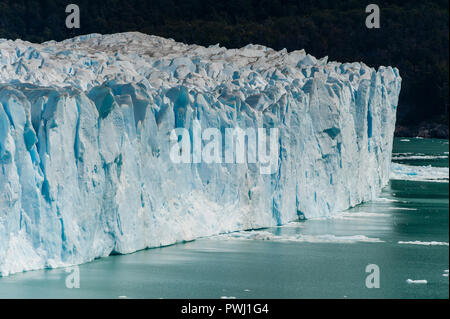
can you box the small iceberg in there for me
[406,279,427,284]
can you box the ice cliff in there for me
[0,32,401,275]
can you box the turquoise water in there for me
[0,138,448,299]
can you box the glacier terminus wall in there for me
[0,32,401,276]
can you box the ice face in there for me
[0,32,401,276]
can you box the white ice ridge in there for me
[0,32,401,276]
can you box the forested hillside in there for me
[0,0,448,136]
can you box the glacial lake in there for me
[0,138,448,299]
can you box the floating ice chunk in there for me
[372,197,400,203]
[398,241,449,246]
[330,211,389,219]
[406,279,427,284]
[392,154,448,160]
[308,211,389,220]
[214,231,384,244]
[390,163,449,183]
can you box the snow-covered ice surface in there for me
[0,32,401,276]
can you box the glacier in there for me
[0,32,401,276]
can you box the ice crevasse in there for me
[0,32,401,275]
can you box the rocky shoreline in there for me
[395,122,449,139]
